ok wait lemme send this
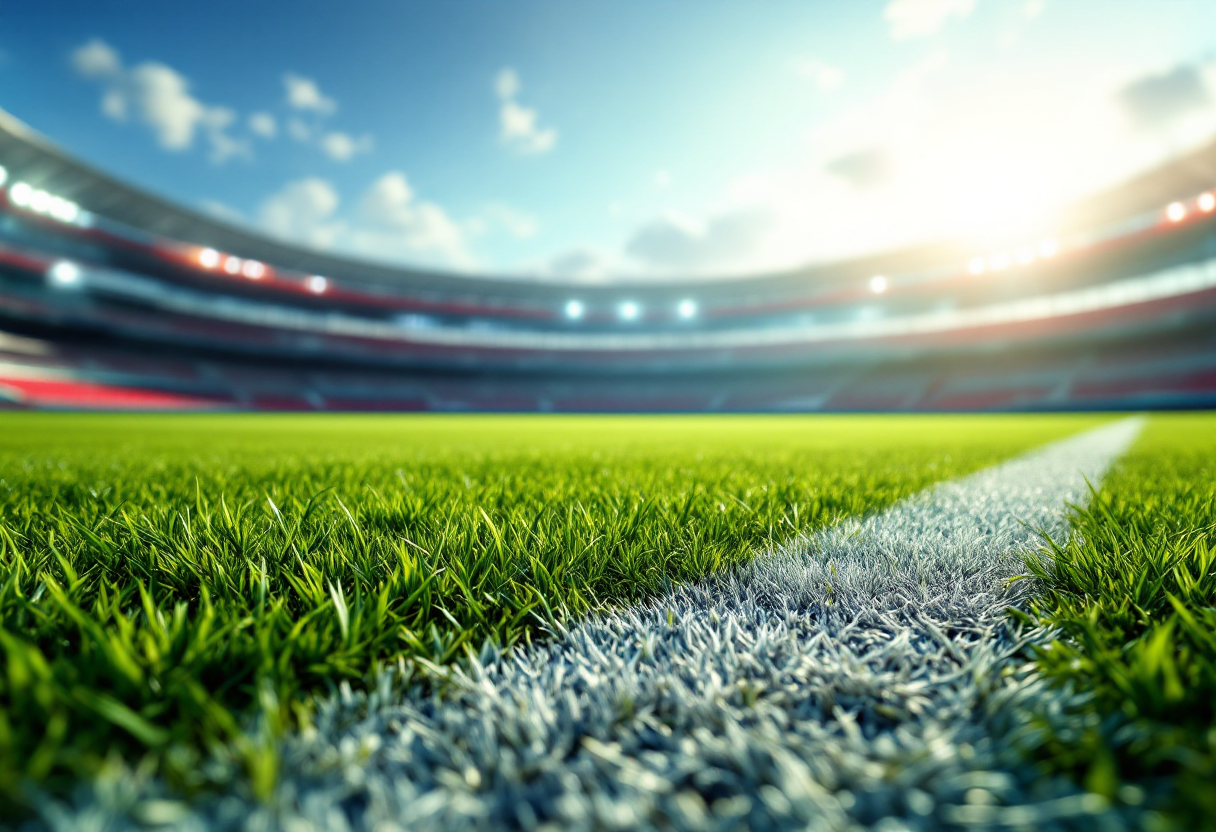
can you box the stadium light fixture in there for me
[306,275,329,294]
[1200,192,1216,213]
[47,260,82,288]
[1167,201,1187,222]
[967,257,986,276]
[223,256,242,275]
[677,299,697,319]
[8,181,32,208]
[241,260,266,280]
[564,300,584,320]
[618,300,640,321]
[0,165,7,188]
[1038,238,1058,258]
[30,189,53,214]
[7,181,82,225]
[989,252,1012,271]
[1016,246,1036,265]
[198,248,221,269]
[869,275,888,294]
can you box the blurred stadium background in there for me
[2,105,1215,413]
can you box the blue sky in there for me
[1,0,1215,281]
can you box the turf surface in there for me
[1021,413,1216,829]
[0,413,1102,813]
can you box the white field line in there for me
[42,419,1144,832]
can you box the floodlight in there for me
[618,301,640,321]
[223,256,242,274]
[48,260,82,288]
[29,189,51,213]
[1038,238,1058,258]
[1167,201,1186,222]
[677,299,697,319]
[968,257,986,275]
[241,260,266,279]
[9,181,31,208]
[869,275,888,294]
[49,197,80,223]
[0,165,7,188]
[989,252,1011,271]
[198,248,220,269]
[306,275,329,294]
[1199,192,1215,213]
[564,300,584,320]
[1016,246,1036,265]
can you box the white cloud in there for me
[495,68,520,100]
[500,102,557,154]
[71,38,121,78]
[824,148,891,189]
[791,58,845,92]
[259,178,344,249]
[254,173,472,268]
[352,172,470,264]
[319,131,373,162]
[278,76,373,161]
[283,72,337,114]
[625,208,773,271]
[884,0,975,41]
[70,39,249,164]
[249,111,277,139]
[495,67,557,155]
[480,203,539,239]
[547,247,614,281]
[1118,63,1213,132]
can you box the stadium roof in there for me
[3,106,1216,305]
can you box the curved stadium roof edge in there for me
[3,106,1216,304]
[0,106,994,301]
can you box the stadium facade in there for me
[1,106,1215,411]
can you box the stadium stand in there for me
[2,106,1216,410]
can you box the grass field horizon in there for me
[7,411,1215,830]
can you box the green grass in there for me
[1020,413,1216,829]
[0,412,1102,812]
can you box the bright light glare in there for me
[869,275,888,294]
[7,182,82,224]
[306,275,328,294]
[29,189,51,213]
[677,299,697,319]
[1038,238,1058,257]
[1200,193,1216,213]
[989,252,1012,271]
[1167,202,1187,222]
[1016,246,1036,265]
[0,165,7,188]
[223,256,242,275]
[51,197,79,223]
[618,301,640,321]
[198,248,220,269]
[8,182,32,208]
[967,257,986,276]
[48,261,82,287]
[564,300,584,320]
[241,260,266,279]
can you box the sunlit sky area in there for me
[2,0,1215,281]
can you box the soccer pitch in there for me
[0,412,1213,829]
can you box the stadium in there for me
[3,4,1216,831]
[3,106,1216,412]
